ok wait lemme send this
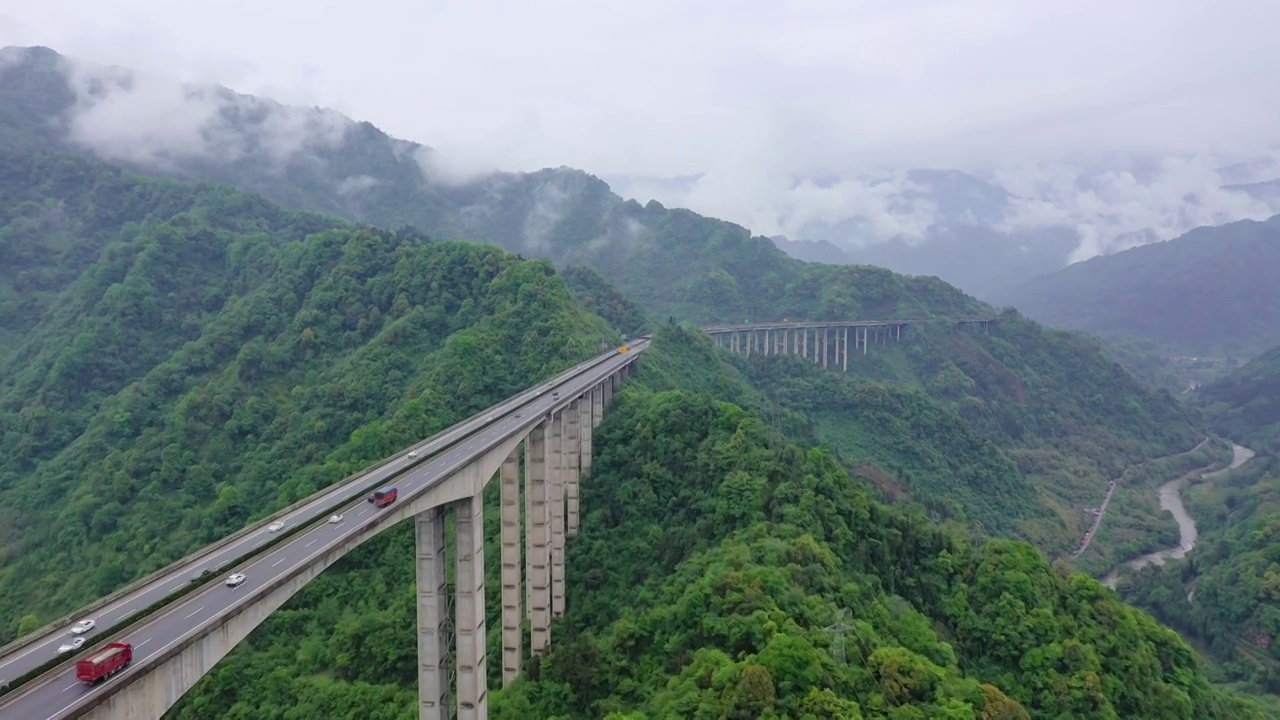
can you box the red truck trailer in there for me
[76,641,133,684]
[369,487,398,508]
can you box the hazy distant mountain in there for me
[1224,178,1280,205]
[991,214,1280,357]
[614,157,1280,299]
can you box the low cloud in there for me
[610,151,1280,265]
[56,53,352,174]
[993,153,1280,262]
[414,145,499,188]
[336,175,377,197]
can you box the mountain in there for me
[0,45,1211,567]
[992,214,1280,358]
[771,224,1078,301]
[0,146,618,634]
[1198,345,1280,454]
[769,236,850,265]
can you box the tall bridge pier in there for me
[705,320,910,370]
[705,318,998,368]
[416,375,617,719]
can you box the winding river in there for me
[1102,442,1256,589]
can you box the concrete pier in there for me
[454,495,487,719]
[416,508,450,720]
[498,449,520,686]
[565,400,581,539]
[549,412,566,618]
[525,422,550,653]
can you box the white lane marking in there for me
[137,638,153,647]
[183,607,205,621]
[271,559,285,568]
[60,682,77,693]
[305,539,317,548]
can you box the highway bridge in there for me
[0,339,646,720]
[704,316,997,369]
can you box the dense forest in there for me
[993,214,1280,358]
[0,149,619,636]
[1198,344,1280,454]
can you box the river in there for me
[1102,442,1256,589]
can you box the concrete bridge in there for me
[0,340,647,720]
[704,317,997,369]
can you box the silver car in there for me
[57,637,86,654]
[225,573,247,588]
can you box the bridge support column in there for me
[565,399,581,539]
[455,494,488,719]
[842,327,849,371]
[416,507,450,720]
[550,412,566,618]
[582,391,594,479]
[823,327,829,367]
[499,448,521,687]
[802,327,808,359]
[525,422,550,651]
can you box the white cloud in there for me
[994,153,1280,262]
[55,53,352,173]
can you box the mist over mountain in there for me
[612,157,1280,298]
[6,43,1280,300]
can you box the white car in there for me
[225,573,247,588]
[57,637,86,654]
[328,513,344,524]
[407,450,419,459]
[267,521,285,533]
[68,619,95,635]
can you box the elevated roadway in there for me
[0,341,645,719]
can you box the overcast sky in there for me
[3,1,1280,261]
[3,0,1278,178]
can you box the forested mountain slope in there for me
[0,45,1211,567]
[0,149,617,639]
[0,45,990,324]
[484,325,1262,719]
[993,214,1280,358]
[728,309,1203,558]
[1198,344,1280,454]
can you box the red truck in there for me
[369,487,398,508]
[76,641,133,684]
